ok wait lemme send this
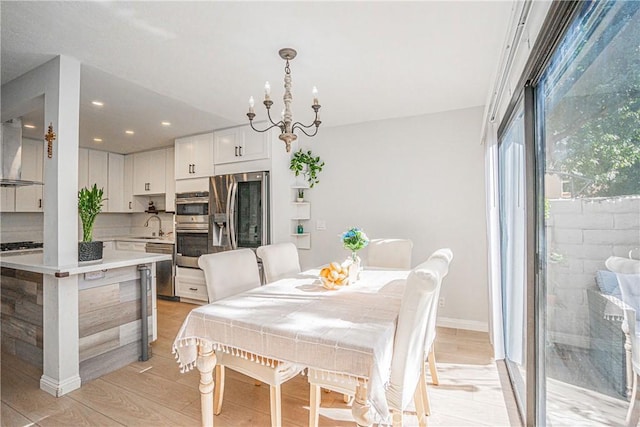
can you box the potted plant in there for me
[297,188,305,202]
[289,149,325,188]
[78,183,106,262]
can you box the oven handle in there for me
[228,182,238,250]
[176,199,209,205]
[175,229,209,234]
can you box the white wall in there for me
[297,106,489,328]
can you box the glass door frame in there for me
[497,2,582,425]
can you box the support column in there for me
[2,55,82,396]
[40,275,80,396]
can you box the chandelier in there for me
[247,48,321,153]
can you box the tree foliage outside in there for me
[544,1,640,197]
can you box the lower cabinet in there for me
[175,266,208,303]
[115,241,147,252]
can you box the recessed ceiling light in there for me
[23,124,36,129]
[125,130,135,135]
[93,138,103,143]
[161,121,171,126]
[91,101,104,107]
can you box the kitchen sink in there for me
[131,236,160,239]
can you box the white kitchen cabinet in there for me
[175,133,213,179]
[165,147,176,212]
[115,241,147,252]
[78,148,109,210]
[15,138,44,212]
[124,155,145,212]
[78,148,89,191]
[1,188,15,212]
[175,266,208,303]
[107,153,125,212]
[133,149,167,195]
[213,126,269,165]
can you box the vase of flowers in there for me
[341,227,369,281]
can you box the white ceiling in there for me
[1,1,513,154]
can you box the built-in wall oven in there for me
[175,192,209,269]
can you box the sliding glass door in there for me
[499,101,527,414]
[536,1,640,424]
[498,0,640,424]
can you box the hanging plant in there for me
[289,149,325,188]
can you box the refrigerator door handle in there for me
[229,182,238,249]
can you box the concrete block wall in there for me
[547,196,640,347]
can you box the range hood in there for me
[1,119,44,187]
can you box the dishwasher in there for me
[145,242,177,300]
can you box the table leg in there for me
[197,341,217,427]
[352,381,373,426]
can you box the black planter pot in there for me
[78,241,103,262]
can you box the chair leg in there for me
[414,382,427,427]
[420,364,431,416]
[627,372,640,427]
[391,409,404,427]
[214,365,225,415]
[428,346,439,386]
[269,384,282,427]
[309,384,321,427]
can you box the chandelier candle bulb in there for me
[264,81,271,100]
[249,96,255,114]
[312,86,319,105]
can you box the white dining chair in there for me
[308,250,451,427]
[420,248,453,415]
[198,249,303,427]
[256,242,301,283]
[606,256,640,427]
[367,239,414,269]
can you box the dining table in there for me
[172,266,411,426]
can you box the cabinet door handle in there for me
[192,164,196,174]
[145,183,150,191]
[235,146,238,157]
[38,199,42,208]
[129,201,132,210]
[239,146,243,156]
[189,287,198,291]
[188,164,192,173]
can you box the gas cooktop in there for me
[0,241,44,252]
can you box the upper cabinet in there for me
[165,147,176,212]
[175,133,214,180]
[107,153,125,212]
[213,126,270,165]
[133,149,167,195]
[15,138,44,212]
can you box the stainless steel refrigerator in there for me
[209,171,270,252]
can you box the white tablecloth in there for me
[173,268,409,418]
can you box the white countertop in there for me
[0,249,172,277]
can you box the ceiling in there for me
[1,1,513,154]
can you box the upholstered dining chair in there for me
[256,242,301,283]
[198,249,303,427]
[606,256,640,427]
[367,239,414,269]
[307,250,451,427]
[420,248,453,416]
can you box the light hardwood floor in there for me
[1,299,520,426]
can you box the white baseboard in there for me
[40,374,81,397]
[437,317,489,332]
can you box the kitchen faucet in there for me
[144,215,164,237]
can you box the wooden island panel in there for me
[0,267,44,368]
